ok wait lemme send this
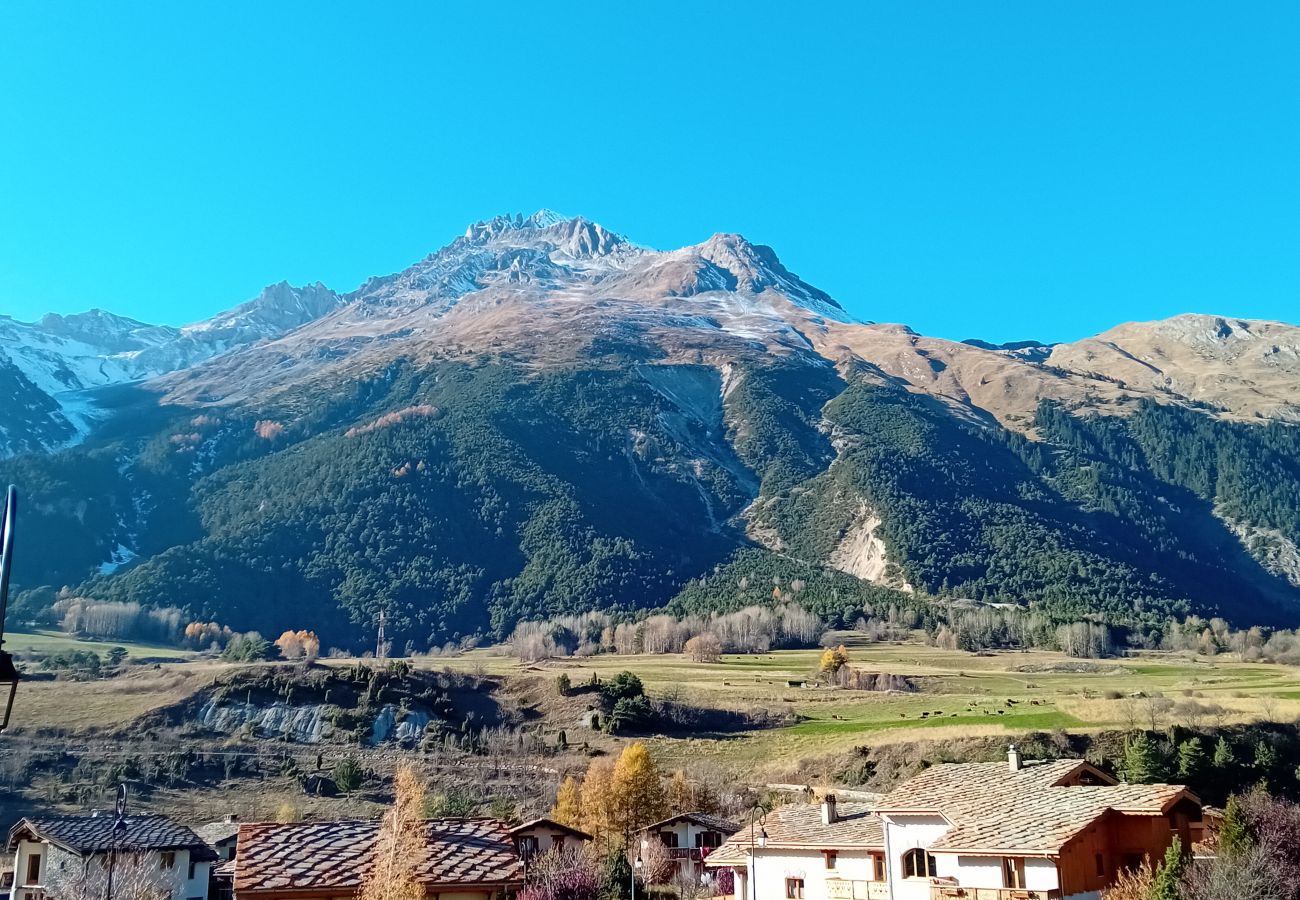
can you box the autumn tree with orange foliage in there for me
[275,629,321,661]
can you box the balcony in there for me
[666,847,723,862]
[930,888,1062,900]
[824,879,889,900]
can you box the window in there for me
[1095,853,1105,878]
[902,848,936,879]
[518,836,539,859]
[26,853,41,885]
[160,852,176,870]
[554,837,565,852]
[871,854,885,882]
[697,831,722,849]
[661,831,679,848]
[824,851,838,870]
[1121,853,1144,873]
[785,878,804,899]
[1002,857,1026,889]
[188,860,197,880]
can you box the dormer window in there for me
[902,848,936,879]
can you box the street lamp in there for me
[749,805,767,900]
[0,486,20,731]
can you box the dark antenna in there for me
[0,485,21,730]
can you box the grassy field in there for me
[5,628,198,662]
[429,636,1300,772]
[6,630,1299,768]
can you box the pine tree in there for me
[552,775,583,828]
[1212,737,1237,770]
[1149,837,1186,900]
[1217,795,1251,858]
[612,743,667,835]
[666,770,693,815]
[1177,737,1206,780]
[1253,739,1279,772]
[1122,732,1161,784]
[361,763,426,900]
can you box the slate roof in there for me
[643,812,741,835]
[7,815,218,861]
[510,818,593,841]
[195,821,241,848]
[875,759,1197,854]
[234,819,522,895]
[705,801,883,867]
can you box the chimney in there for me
[1008,743,1023,773]
[222,814,240,824]
[821,794,838,825]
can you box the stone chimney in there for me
[1008,743,1023,773]
[821,793,838,825]
[222,813,240,824]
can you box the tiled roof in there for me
[876,760,1196,854]
[8,815,218,861]
[234,819,522,894]
[643,812,741,835]
[705,801,884,867]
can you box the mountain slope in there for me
[0,283,343,455]
[2,212,1298,647]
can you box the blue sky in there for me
[1,3,1297,343]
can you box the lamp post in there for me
[632,841,645,900]
[0,485,20,731]
[104,784,128,900]
[749,805,767,900]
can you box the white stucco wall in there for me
[9,840,210,900]
[882,814,950,900]
[736,849,881,900]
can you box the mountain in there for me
[0,283,343,455]
[2,212,1298,649]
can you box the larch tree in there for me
[579,757,619,843]
[612,743,666,835]
[360,763,427,900]
[551,775,583,828]
[666,770,693,815]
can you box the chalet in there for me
[708,747,1205,900]
[510,818,593,860]
[232,819,522,900]
[640,812,740,880]
[6,814,218,900]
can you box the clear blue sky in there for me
[2,3,1297,343]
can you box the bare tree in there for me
[46,852,173,900]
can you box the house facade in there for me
[233,818,523,900]
[707,798,888,900]
[709,748,1203,900]
[510,818,592,861]
[640,812,740,880]
[6,814,218,900]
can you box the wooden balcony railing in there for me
[824,878,889,900]
[930,887,1062,900]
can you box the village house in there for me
[5,814,218,900]
[639,812,740,881]
[195,816,242,864]
[708,747,1204,900]
[706,796,887,900]
[509,818,592,861]
[232,818,522,900]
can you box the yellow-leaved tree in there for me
[665,769,693,815]
[612,742,666,836]
[551,775,583,828]
[361,763,426,900]
[580,757,619,843]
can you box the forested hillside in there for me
[4,354,1299,650]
